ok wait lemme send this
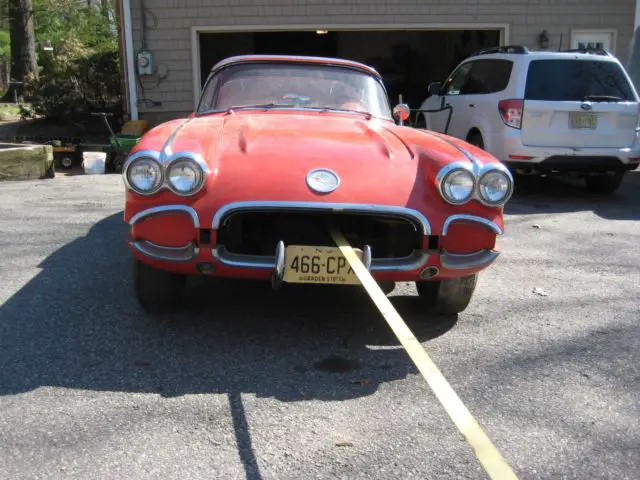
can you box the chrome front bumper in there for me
[128,203,502,272]
[212,245,428,272]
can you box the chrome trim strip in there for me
[161,118,191,160]
[129,205,200,229]
[370,250,428,271]
[132,240,199,262]
[362,245,372,270]
[211,247,427,272]
[275,241,285,277]
[211,201,431,235]
[442,214,503,236]
[209,54,383,80]
[421,130,481,167]
[212,247,274,269]
[440,249,500,270]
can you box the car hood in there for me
[154,110,462,206]
[131,110,503,227]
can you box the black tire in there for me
[377,281,396,295]
[467,131,484,150]
[416,274,478,314]
[60,156,74,169]
[585,173,625,194]
[133,258,186,314]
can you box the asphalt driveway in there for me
[0,171,638,479]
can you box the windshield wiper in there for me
[583,95,624,102]
[226,103,295,112]
[316,107,373,119]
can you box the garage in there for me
[196,28,503,112]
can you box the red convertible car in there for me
[122,55,513,314]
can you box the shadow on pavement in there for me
[0,211,456,399]
[0,211,457,480]
[505,170,640,221]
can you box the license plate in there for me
[283,245,363,285]
[569,112,597,129]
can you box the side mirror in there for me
[428,82,443,96]
[393,104,411,125]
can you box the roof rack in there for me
[470,45,530,57]
[560,47,613,57]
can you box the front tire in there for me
[133,259,186,314]
[416,274,478,314]
[585,172,625,194]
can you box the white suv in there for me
[419,46,640,194]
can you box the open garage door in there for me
[198,29,502,111]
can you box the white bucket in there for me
[82,151,107,175]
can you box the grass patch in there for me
[0,103,26,122]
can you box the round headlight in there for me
[167,158,204,195]
[126,157,163,194]
[478,170,513,206]
[441,169,475,204]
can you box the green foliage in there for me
[34,0,117,53]
[20,33,122,122]
[18,0,122,122]
[0,29,9,60]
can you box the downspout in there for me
[115,0,129,117]
[122,0,139,120]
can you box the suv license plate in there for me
[569,112,597,129]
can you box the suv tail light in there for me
[498,99,523,129]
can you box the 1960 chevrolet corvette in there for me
[122,54,514,314]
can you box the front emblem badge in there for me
[306,168,340,193]
[580,103,592,111]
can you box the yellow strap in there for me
[329,228,518,480]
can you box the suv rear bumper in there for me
[488,131,640,174]
[505,155,639,174]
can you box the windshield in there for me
[197,62,392,119]
[525,59,636,102]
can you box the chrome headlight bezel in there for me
[437,164,476,205]
[166,156,207,197]
[477,169,514,207]
[124,155,164,196]
[122,150,208,197]
[435,160,514,208]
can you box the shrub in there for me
[20,35,122,124]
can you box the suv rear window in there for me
[525,59,635,101]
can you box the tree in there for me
[2,0,37,101]
[19,0,121,123]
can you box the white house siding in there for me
[128,0,637,125]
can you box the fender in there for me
[463,109,494,151]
